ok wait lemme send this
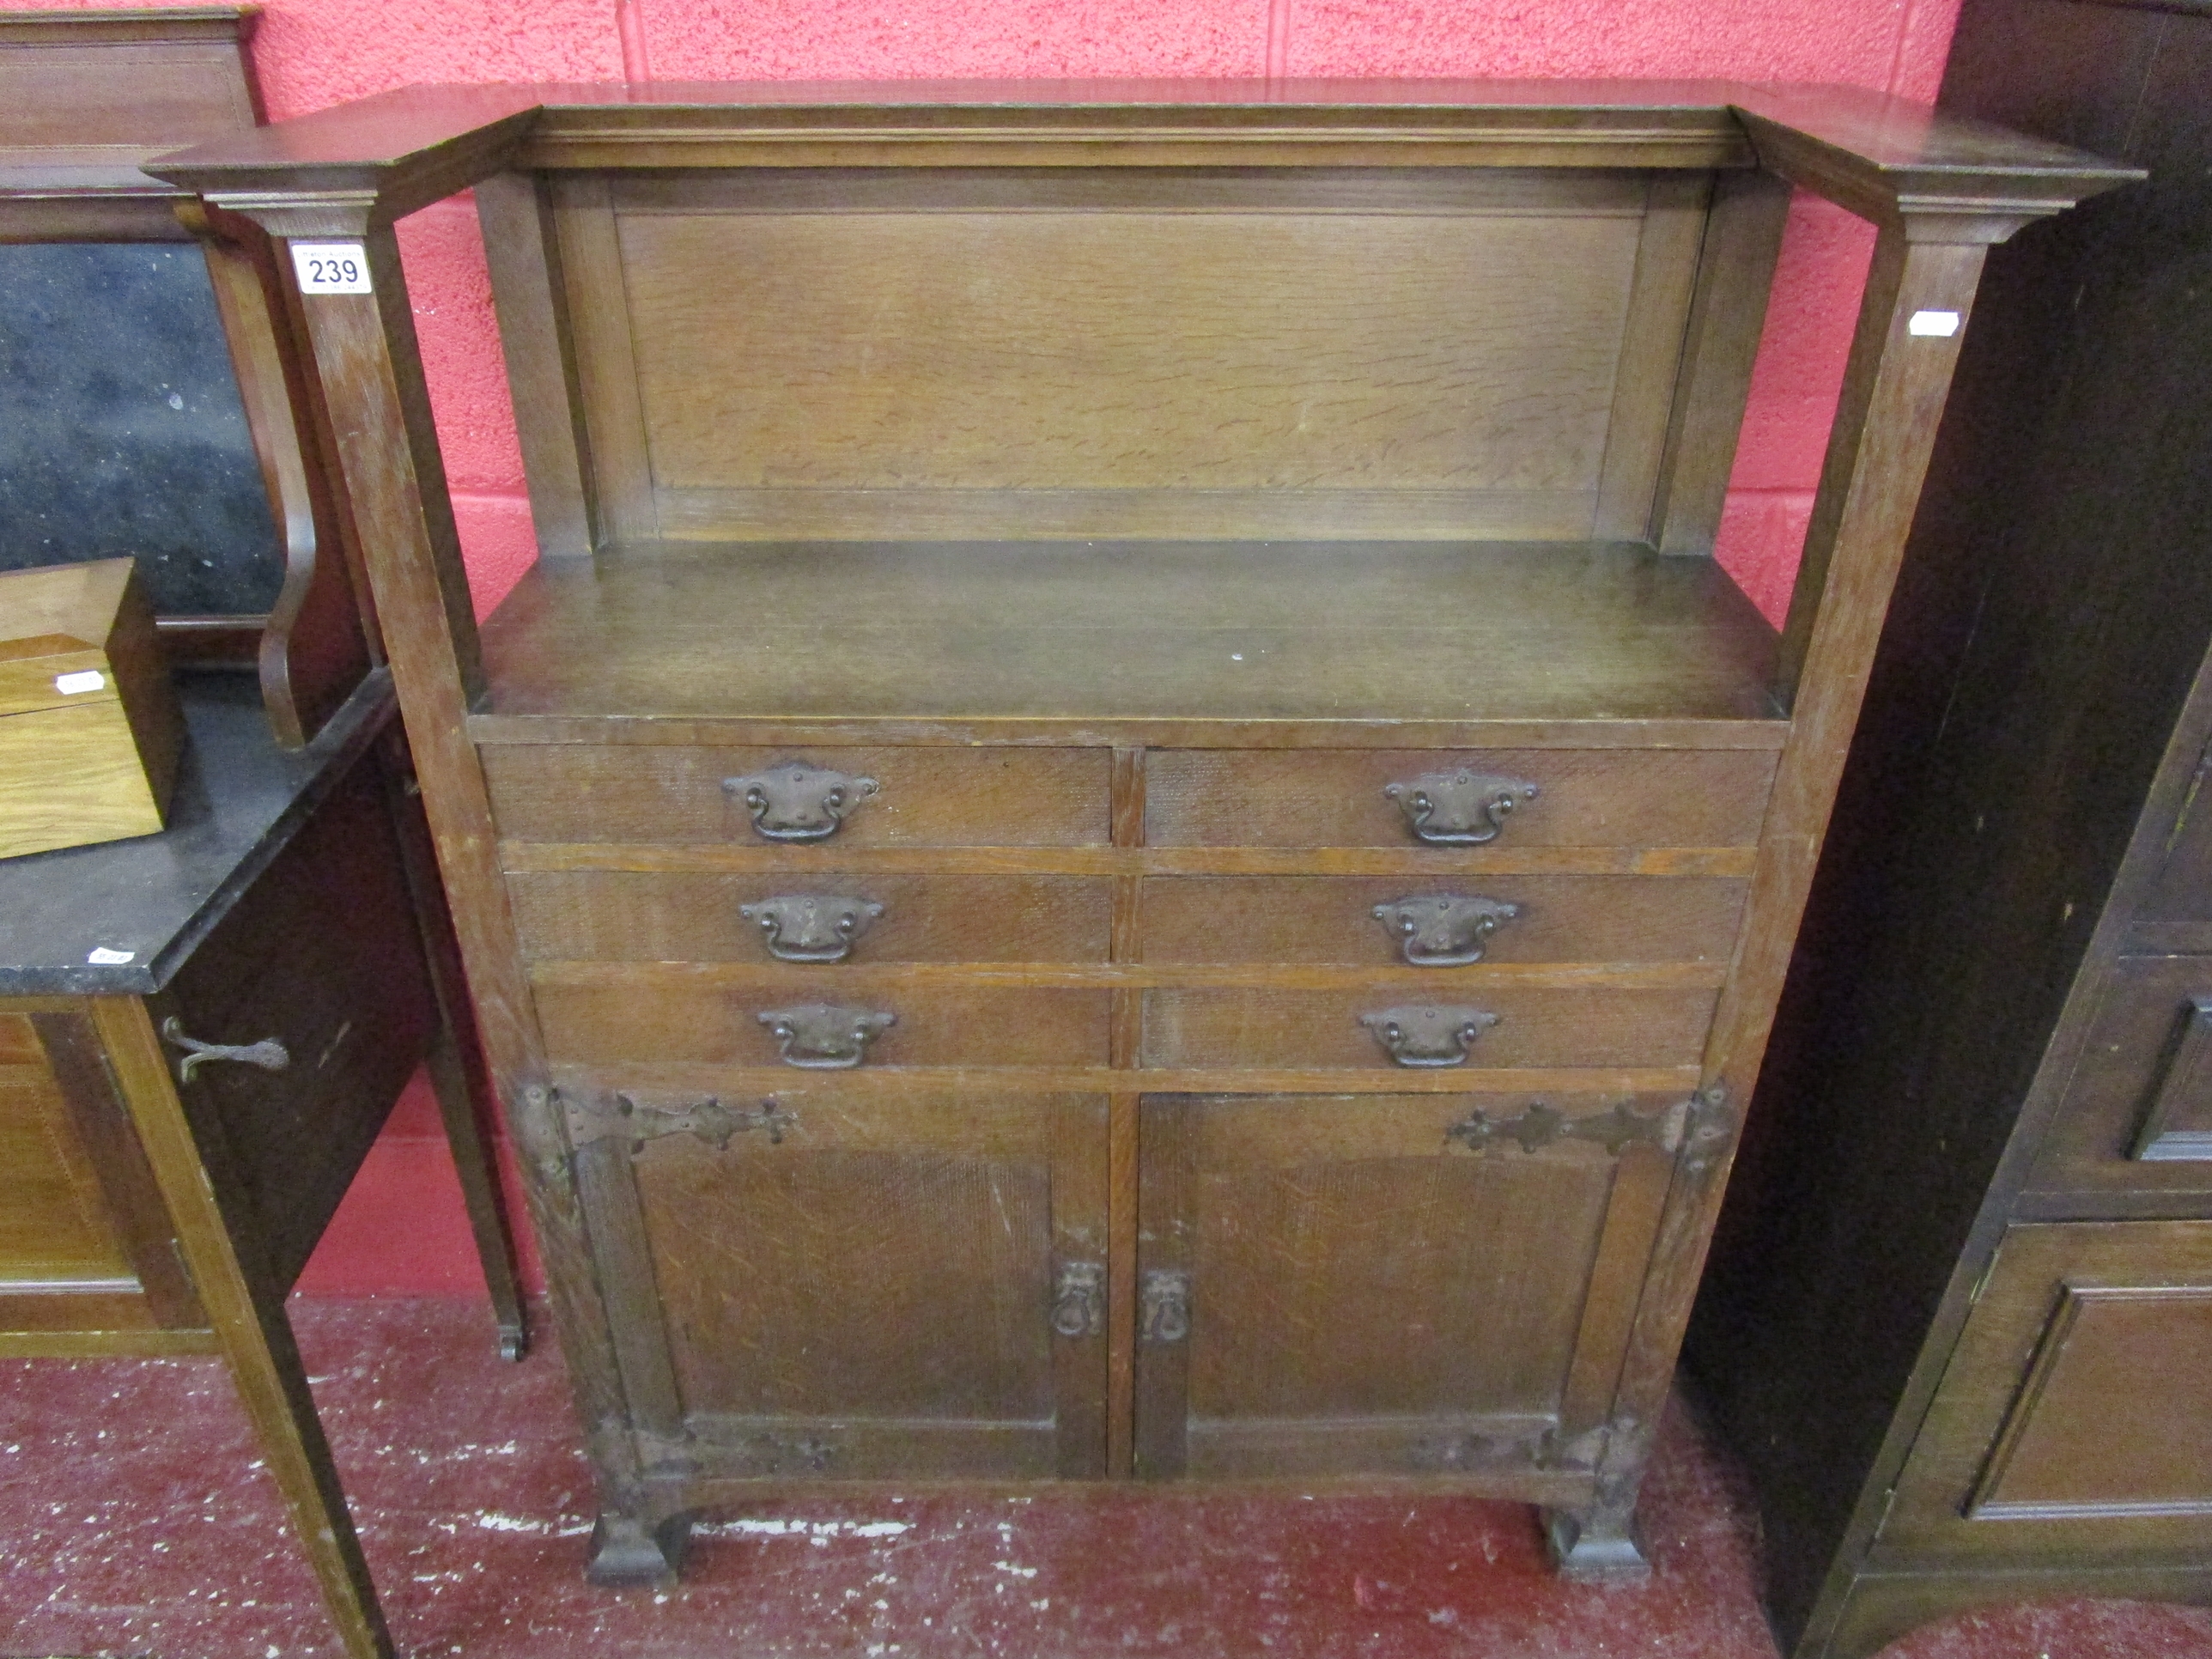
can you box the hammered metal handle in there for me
[756,1002,896,1070]
[1140,1269,1191,1344]
[1370,894,1520,968]
[1358,1005,1500,1067]
[1383,769,1539,847]
[1051,1261,1106,1338]
[161,1017,290,1085]
[723,763,879,843]
[739,894,886,963]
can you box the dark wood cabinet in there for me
[149,78,2125,1587]
[1687,3,2212,1654]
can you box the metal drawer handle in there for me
[723,763,879,843]
[1370,893,1520,967]
[161,1017,289,1085]
[757,1002,895,1069]
[1141,1269,1191,1344]
[1383,769,1539,846]
[739,894,885,963]
[1051,1261,1105,1338]
[1358,1004,1499,1067]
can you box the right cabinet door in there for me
[1886,1221,2212,1559]
[1132,1090,1697,1481]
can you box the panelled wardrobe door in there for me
[565,1085,1110,1480]
[1132,1091,1705,1481]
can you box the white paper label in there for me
[53,670,105,695]
[291,242,374,295]
[87,947,136,965]
[1908,309,1961,337]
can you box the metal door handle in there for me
[160,1018,289,1085]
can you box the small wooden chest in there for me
[0,559,183,859]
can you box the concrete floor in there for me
[3,1298,2209,1658]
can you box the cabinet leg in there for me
[586,1507,693,1585]
[1543,1500,1652,1584]
[423,1021,529,1361]
[384,737,531,1362]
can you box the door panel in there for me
[583,1084,1109,1480]
[1133,1091,1686,1481]
[1887,1221,2212,1559]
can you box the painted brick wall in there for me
[21,0,1960,1295]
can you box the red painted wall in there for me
[25,0,1960,1295]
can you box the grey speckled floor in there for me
[3,1299,2209,1659]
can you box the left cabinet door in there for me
[566,1084,1111,1481]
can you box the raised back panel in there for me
[0,13,257,162]
[550,167,1712,544]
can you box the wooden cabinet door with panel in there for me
[542,1080,1109,1557]
[1133,1091,1720,1505]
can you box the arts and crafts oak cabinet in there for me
[149,79,2125,1582]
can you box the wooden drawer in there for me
[1144,748,1776,848]
[0,1013,133,1287]
[1139,985,1716,1071]
[483,744,1110,847]
[534,976,1113,1069]
[508,872,1115,963]
[1139,874,1746,966]
[2027,955,2212,1206]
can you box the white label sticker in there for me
[291,242,374,295]
[54,670,105,695]
[1909,309,1961,337]
[87,947,136,965]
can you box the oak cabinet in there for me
[149,79,2125,1586]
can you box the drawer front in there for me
[2027,956,2212,1205]
[1144,748,1777,849]
[508,872,1115,964]
[1139,874,1747,966]
[483,744,1110,847]
[1139,986,1716,1071]
[0,1012,132,1285]
[535,977,1113,1069]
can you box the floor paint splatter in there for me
[3,1299,2209,1657]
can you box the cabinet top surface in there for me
[477,539,1783,732]
[0,670,392,997]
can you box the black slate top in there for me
[0,667,395,996]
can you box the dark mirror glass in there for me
[0,242,284,614]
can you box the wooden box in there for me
[0,558,183,858]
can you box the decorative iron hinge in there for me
[1678,1085,1735,1176]
[562,1089,794,1153]
[1446,1097,1684,1158]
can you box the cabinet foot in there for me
[1543,1504,1651,1584]
[586,1509,692,1585]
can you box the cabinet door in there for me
[1886,1221,2212,1560]
[568,1084,1109,1481]
[1132,1091,1696,1482]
